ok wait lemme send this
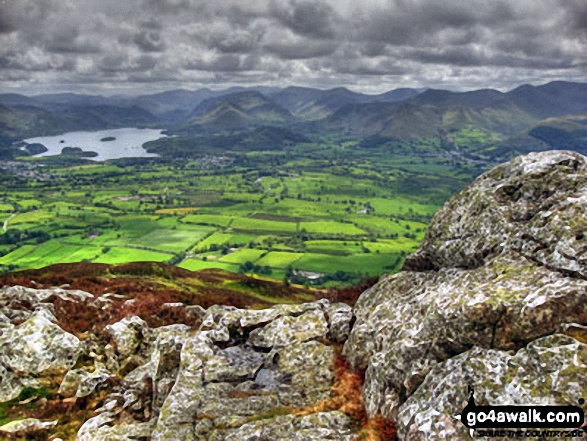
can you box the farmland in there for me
[0,138,486,286]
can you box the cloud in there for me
[269,0,338,39]
[0,0,585,94]
[133,29,166,52]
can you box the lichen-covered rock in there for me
[346,151,587,425]
[0,285,93,325]
[0,418,57,437]
[326,302,353,343]
[0,311,82,375]
[203,345,265,382]
[0,364,25,402]
[248,309,329,348]
[397,334,587,440]
[104,316,150,359]
[346,252,587,418]
[404,150,587,274]
[212,411,357,440]
[151,301,355,440]
[77,412,153,441]
[58,363,112,398]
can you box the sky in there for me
[1,0,586,95]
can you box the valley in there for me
[0,141,476,286]
[0,81,585,286]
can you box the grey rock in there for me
[214,411,357,441]
[77,412,153,441]
[58,363,112,398]
[203,345,266,382]
[0,311,82,375]
[404,150,587,274]
[326,302,353,343]
[397,334,587,440]
[344,151,587,437]
[0,418,58,436]
[151,302,353,440]
[104,316,150,359]
[248,309,329,348]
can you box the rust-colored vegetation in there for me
[0,262,376,337]
[292,347,396,440]
[0,385,106,441]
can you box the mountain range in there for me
[1,81,586,159]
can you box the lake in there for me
[23,127,166,161]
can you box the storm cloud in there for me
[0,0,585,94]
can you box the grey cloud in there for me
[264,39,338,60]
[99,54,130,72]
[0,47,77,72]
[560,0,587,34]
[0,0,585,94]
[0,7,18,34]
[184,54,259,72]
[133,29,166,52]
[269,0,338,39]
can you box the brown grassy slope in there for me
[0,261,375,335]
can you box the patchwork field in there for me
[0,144,482,285]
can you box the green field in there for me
[219,248,267,264]
[0,137,483,285]
[256,251,304,267]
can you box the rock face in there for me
[150,302,353,440]
[0,286,86,402]
[397,334,587,440]
[345,151,587,439]
[0,286,356,440]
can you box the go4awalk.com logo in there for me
[461,386,587,439]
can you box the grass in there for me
[136,227,214,253]
[304,240,364,255]
[231,216,298,233]
[192,232,257,252]
[0,245,37,263]
[9,210,54,225]
[0,241,103,270]
[182,214,233,227]
[218,248,267,264]
[0,140,478,284]
[93,247,171,264]
[299,221,366,235]
[178,258,240,272]
[294,252,400,276]
[256,251,304,268]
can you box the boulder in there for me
[404,150,587,274]
[152,301,354,440]
[248,309,329,348]
[397,334,587,440]
[326,302,353,343]
[77,412,153,441]
[0,311,83,375]
[0,418,58,437]
[58,363,112,398]
[345,151,587,436]
[104,316,150,359]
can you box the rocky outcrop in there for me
[345,151,587,439]
[397,334,587,439]
[0,418,58,437]
[0,286,357,440]
[150,302,352,440]
[0,286,86,402]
